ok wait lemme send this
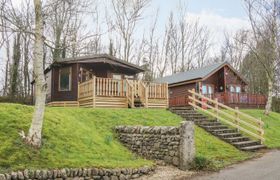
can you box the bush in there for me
[190,155,213,171]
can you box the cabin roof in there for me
[44,54,145,74]
[156,61,247,85]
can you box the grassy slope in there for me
[240,109,280,148]
[199,108,280,148]
[0,103,252,172]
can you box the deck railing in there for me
[169,92,267,108]
[146,82,168,99]
[126,79,134,108]
[95,77,126,97]
[78,78,95,99]
[78,76,168,108]
[215,92,267,106]
[188,89,265,144]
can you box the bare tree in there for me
[244,0,280,115]
[110,0,150,62]
[26,0,46,147]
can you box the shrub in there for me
[190,155,212,171]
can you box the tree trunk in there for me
[26,0,46,148]
[265,75,273,115]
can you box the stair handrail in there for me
[126,79,134,108]
[188,89,265,144]
[139,81,148,108]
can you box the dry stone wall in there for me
[115,121,195,170]
[0,166,154,180]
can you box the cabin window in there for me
[230,85,235,93]
[229,85,241,93]
[202,85,207,94]
[202,84,214,95]
[59,67,71,91]
[236,86,241,93]
[112,74,122,80]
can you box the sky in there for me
[147,0,251,55]
[0,0,251,88]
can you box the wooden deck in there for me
[77,77,168,108]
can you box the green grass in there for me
[199,108,280,149]
[0,103,254,173]
[239,109,280,148]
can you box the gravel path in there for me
[136,166,196,180]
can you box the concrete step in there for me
[232,140,260,148]
[240,144,266,151]
[199,125,227,130]
[218,132,242,138]
[223,136,250,143]
[210,128,236,134]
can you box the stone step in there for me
[200,125,228,131]
[199,123,226,128]
[232,140,260,148]
[218,132,242,138]
[196,119,219,124]
[223,136,250,143]
[169,106,193,110]
[240,144,266,151]
[210,128,236,134]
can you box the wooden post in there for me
[258,118,264,144]
[235,107,240,132]
[191,88,195,106]
[214,98,218,117]
[145,84,148,108]
[92,76,96,108]
[166,83,169,109]
[77,82,80,107]
[131,84,135,108]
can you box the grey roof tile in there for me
[155,62,226,84]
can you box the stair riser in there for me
[199,126,228,130]
[233,142,260,148]
[224,138,250,143]
[212,130,237,134]
[218,134,242,138]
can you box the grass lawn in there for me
[239,109,280,149]
[0,103,253,173]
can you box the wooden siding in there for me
[202,68,225,93]
[51,64,79,102]
[169,83,196,107]
[224,65,247,92]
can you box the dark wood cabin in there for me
[32,54,169,108]
[156,62,266,108]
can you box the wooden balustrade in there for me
[95,77,126,97]
[126,79,134,108]
[78,79,94,99]
[147,82,168,99]
[214,92,267,106]
[78,76,168,108]
[188,89,265,144]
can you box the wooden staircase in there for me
[170,106,265,151]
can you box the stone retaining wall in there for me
[115,121,195,170]
[0,166,154,180]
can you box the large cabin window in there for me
[229,85,241,93]
[59,67,71,91]
[202,84,214,95]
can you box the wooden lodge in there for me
[156,62,267,108]
[33,54,168,108]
